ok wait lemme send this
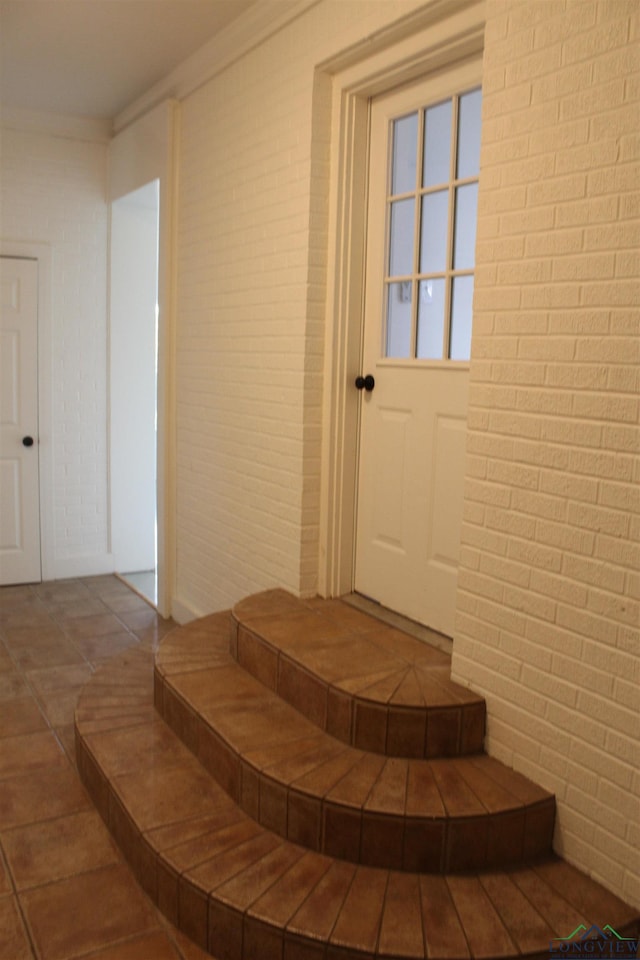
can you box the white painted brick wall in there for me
[0,127,109,570]
[174,0,426,615]
[452,0,639,909]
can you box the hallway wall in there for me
[452,0,639,909]
[173,0,427,616]
[0,124,111,578]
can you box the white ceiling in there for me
[0,0,257,121]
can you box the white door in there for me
[354,63,482,637]
[0,258,41,585]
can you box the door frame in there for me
[318,1,485,599]
[0,242,54,581]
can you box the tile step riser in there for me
[229,604,486,758]
[230,621,486,759]
[154,663,556,874]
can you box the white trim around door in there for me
[317,0,485,603]
[1,241,55,582]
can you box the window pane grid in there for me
[383,85,481,363]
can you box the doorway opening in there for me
[317,5,485,627]
[109,179,160,606]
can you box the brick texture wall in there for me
[452,0,639,908]
[0,127,109,572]
[174,0,426,615]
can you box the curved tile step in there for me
[74,639,640,960]
[155,614,555,873]
[230,591,486,758]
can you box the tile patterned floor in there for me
[0,575,213,960]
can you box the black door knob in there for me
[355,374,375,392]
[22,436,34,447]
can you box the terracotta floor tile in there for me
[191,832,283,894]
[73,930,182,959]
[245,734,327,776]
[25,663,93,698]
[21,863,159,960]
[378,871,424,956]
[284,750,363,799]
[95,590,156,614]
[453,757,523,813]
[164,925,215,960]
[249,851,333,929]
[81,576,139,599]
[264,737,345,786]
[0,845,12,896]
[0,642,15,673]
[33,580,91,603]
[446,875,517,958]
[429,758,486,816]
[509,866,589,931]
[0,762,91,830]
[63,613,127,642]
[2,809,120,890]
[0,607,51,630]
[4,577,634,960]
[162,819,262,881]
[112,761,226,833]
[329,865,387,953]
[364,757,408,814]
[250,612,348,652]
[478,872,553,955]
[8,638,86,672]
[120,610,176,644]
[340,665,403,698]
[419,875,470,959]
[364,624,450,666]
[287,859,356,942]
[326,752,386,807]
[46,597,110,622]
[0,730,65,780]
[389,668,426,707]
[0,585,38,608]
[214,843,305,911]
[85,718,192,778]
[0,895,35,959]
[71,630,141,664]
[0,668,31,703]
[533,858,640,927]
[0,698,47,738]
[1,623,66,647]
[55,724,78,766]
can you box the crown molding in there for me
[0,105,112,143]
[114,0,320,134]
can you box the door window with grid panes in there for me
[384,87,481,361]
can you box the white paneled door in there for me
[354,63,481,637]
[0,258,41,585]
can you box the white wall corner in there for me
[0,105,112,143]
[113,0,320,132]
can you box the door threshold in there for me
[342,593,453,656]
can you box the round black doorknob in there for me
[355,374,375,392]
[22,436,34,447]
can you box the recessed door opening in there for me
[109,179,160,606]
[354,62,482,637]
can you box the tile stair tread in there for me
[74,640,640,960]
[232,592,478,703]
[231,591,486,758]
[154,613,554,872]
